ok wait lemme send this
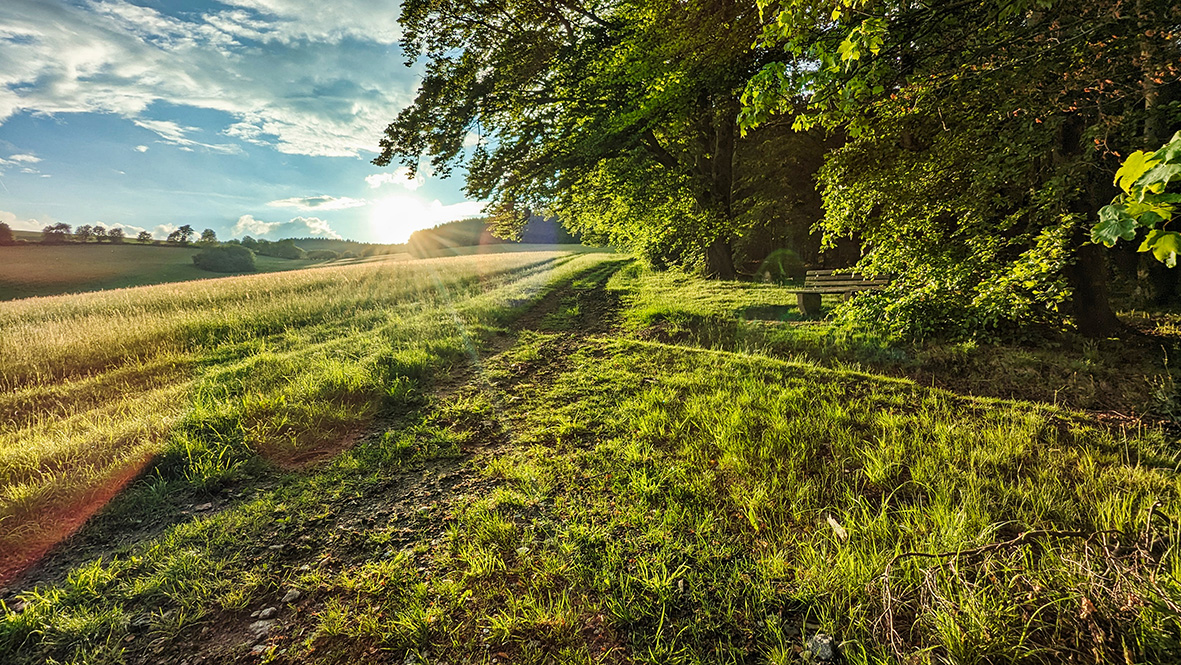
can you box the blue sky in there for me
[0,0,483,243]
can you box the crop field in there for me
[1,257,1180,664]
[0,244,356,301]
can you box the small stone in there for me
[250,610,260,618]
[281,589,301,603]
[258,607,278,619]
[268,544,283,551]
[248,619,275,638]
[195,503,213,511]
[805,633,838,664]
[251,644,267,654]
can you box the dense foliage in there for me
[0,222,12,246]
[192,244,257,273]
[742,0,1181,338]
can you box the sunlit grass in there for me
[0,251,616,569]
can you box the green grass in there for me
[610,265,1179,414]
[0,243,346,301]
[0,250,618,574]
[2,259,1180,663]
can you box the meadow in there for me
[1,256,1180,664]
[0,243,348,301]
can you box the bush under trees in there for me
[0,222,14,246]
[192,244,256,273]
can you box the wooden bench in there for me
[788,270,891,318]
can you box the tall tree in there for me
[376,0,798,278]
[744,0,1181,337]
[75,225,94,243]
[0,222,13,246]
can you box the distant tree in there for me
[93,225,107,242]
[192,244,256,272]
[167,225,195,246]
[42,223,71,244]
[136,230,153,243]
[75,225,94,243]
[241,235,260,250]
[107,227,125,244]
[199,228,218,245]
[305,249,340,260]
[0,222,13,246]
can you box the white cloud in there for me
[266,195,367,211]
[106,221,145,234]
[9,153,40,163]
[231,214,341,240]
[0,0,415,157]
[133,119,242,154]
[0,209,53,231]
[152,223,177,239]
[134,145,149,152]
[366,166,424,190]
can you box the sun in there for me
[369,195,429,244]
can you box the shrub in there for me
[258,238,306,259]
[306,249,339,260]
[0,222,13,246]
[192,245,256,273]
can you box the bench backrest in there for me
[803,270,891,289]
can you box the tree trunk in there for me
[705,237,736,279]
[1066,240,1124,338]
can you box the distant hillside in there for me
[284,237,407,256]
[407,216,579,256]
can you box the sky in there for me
[0,0,484,244]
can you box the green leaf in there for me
[1137,162,1181,192]
[1152,131,1181,163]
[1140,229,1181,268]
[1125,199,1174,223]
[837,38,858,62]
[1113,150,1160,194]
[1092,205,1138,246]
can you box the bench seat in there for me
[787,270,891,317]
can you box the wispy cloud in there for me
[266,195,367,211]
[366,166,424,190]
[133,119,243,154]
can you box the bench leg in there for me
[796,292,822,318]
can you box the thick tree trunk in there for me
[1066,240,1124,338]
[705,237,736,279]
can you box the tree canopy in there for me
[376,0,835,277]
[741,0,1181,337]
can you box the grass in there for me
[0,250,618,578]
[2,259,1180,663]
[610,265,1180,414]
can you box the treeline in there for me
[375,0,1181,339]
[406,216,577,255]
